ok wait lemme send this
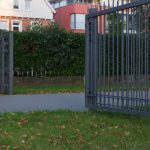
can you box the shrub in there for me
[14,24,85,76]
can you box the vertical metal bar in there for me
[121,0,124,108]
[130,7,134,109]
[138,6,141,108]
[112,0,115,106]
[135,6,138,107]
[0,31,2,92]
[132,7,136,108]
[127,7,130,108]
[85,8,98,109]
[107,0,110,107]
[99,4,102,106]
[146,4,149,106]
[85,16,90,107]
[103,2,106,106]
[144,4,147,107]
[8,32,13,95]
[125,7,127,107]
[92,10,98,106]
[140,6,144,108]
[116,0,119,107]
[0,32,4,94]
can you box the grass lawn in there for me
[0,111,150,150]
[14,85,84,94]
[14,83,150,95]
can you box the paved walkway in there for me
[0,93,85,113]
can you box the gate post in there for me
[85,9,98,108]
[0,32,13,95]
[0,31,4,93]
[7,32,13,95]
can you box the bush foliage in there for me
[14,24,85,76]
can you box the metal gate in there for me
[85,0,150,116]
[0,31,13,95]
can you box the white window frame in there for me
[0,19,9,31]
[11,20,22,32]
[25,0,32,11]
[71,14,85,30]
[13,0,20,10]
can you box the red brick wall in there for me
[0,16,51,31]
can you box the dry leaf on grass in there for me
[59,125,65,130]
[3,131,9,137]
[18,118,29,125]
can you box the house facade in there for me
[52,3,88,33]
[51,0,129,33]
[0,0,55,31]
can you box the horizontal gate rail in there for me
[87,0,150,19]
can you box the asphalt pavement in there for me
[0,93,85,113]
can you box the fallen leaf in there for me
[18,118,29,125]
[3,131,9,137]
[75,129,81,134]
[125,131,130,136]
[10,113,15,116]
[90,122,98,128]
[59,125,65,129]
[113,145,118,148]
[114,126,119,129]
[13,146,19,150]
[21,140,25,144]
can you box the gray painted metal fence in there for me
[0,31,13,95]
[85,0,150,116]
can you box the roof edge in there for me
[44,0,56,13]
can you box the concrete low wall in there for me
[14,76,84,86]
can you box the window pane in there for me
[13,26,19,31]
[0,21,7,30]
[71,14,85,29]
[12,21,20,31]
[71,14,75,29]
[25,0,31,11]
[13,22,19,26]
[76,22,85,29]
[14,0,19,9]
[76,14,85,29]
[76,14,85,23]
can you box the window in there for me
[25,0,31,11]
[0,20,8,30]
[123,14,137,33]
[13,0,19,9]
[71,14,85,29]
[12,21,22,31]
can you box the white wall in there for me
[0,0,54,19]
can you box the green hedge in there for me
[14,24,146,77]
[14,24,85,76]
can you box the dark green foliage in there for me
[14,24,85,76]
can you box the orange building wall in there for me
[54,4,106,33]
[54,4,89,33]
